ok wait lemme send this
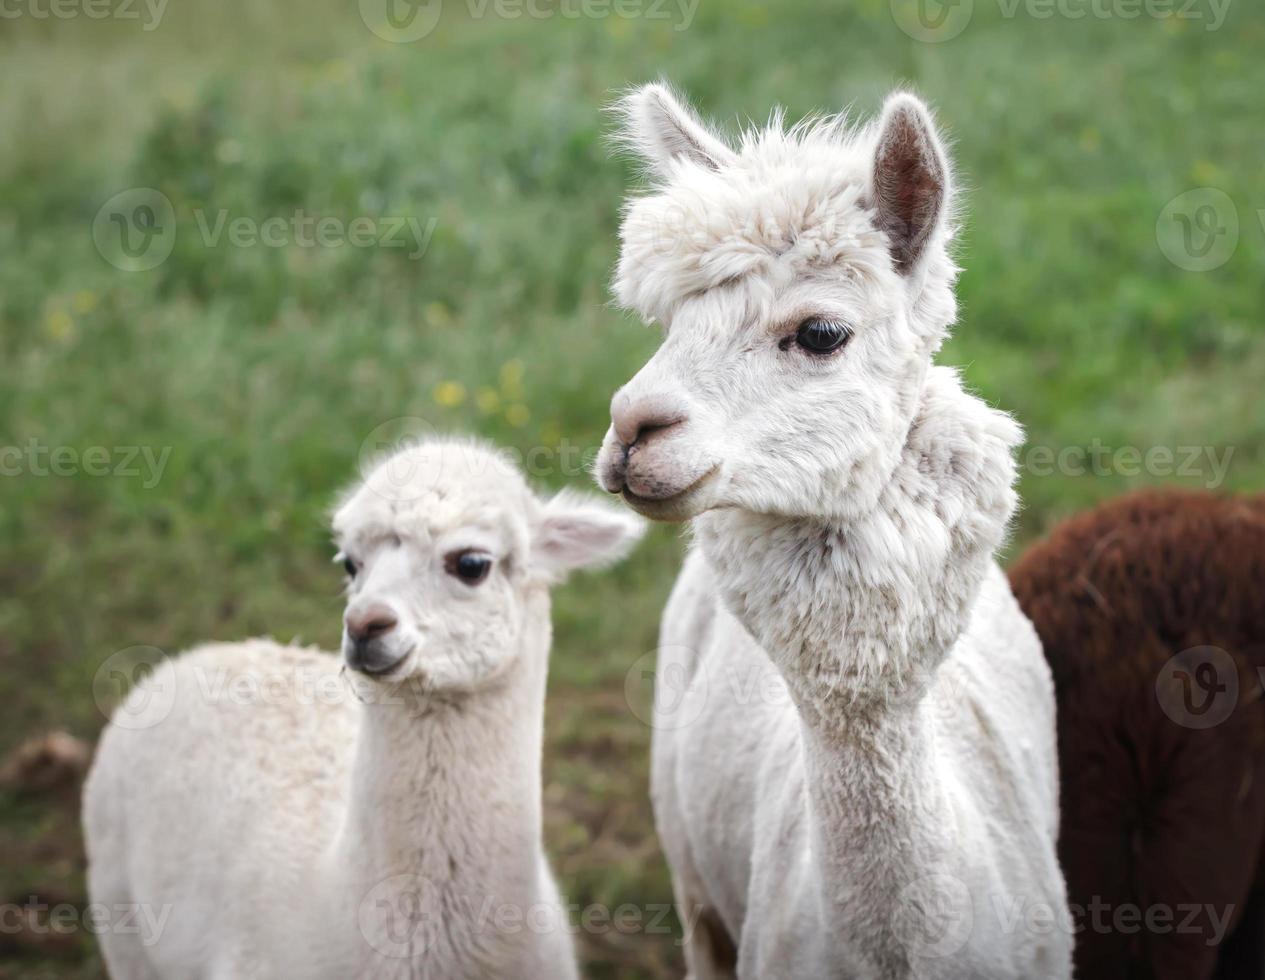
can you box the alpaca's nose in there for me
[345,606,398,643]
[610,391,690,449]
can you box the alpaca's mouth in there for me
[621,466,720,523]
[344,645,412,678]
[359,655,407,677]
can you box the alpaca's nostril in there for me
[346,608,398,643]
[363,616,397,639]
[631,418,685,448]
[611,395,691,448]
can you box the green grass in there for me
[2,1,1263,976]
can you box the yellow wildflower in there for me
[433,381,466,408]
[44,308,74,341]
[476,387,501,414]
[499,360,525,398]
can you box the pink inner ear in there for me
[540,517,622,569]
[873,106,945,275]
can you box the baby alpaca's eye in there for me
[340,556,358,578]
[445,550,493,586]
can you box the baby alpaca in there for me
[596,84,1071,978]
[83,439,643,980]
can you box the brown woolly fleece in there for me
[1010,490,1265,980]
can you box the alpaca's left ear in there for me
[616,82,737,178]
[871,92,952,276]
[532,490,646,578]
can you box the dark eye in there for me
[789,318,852,355]
[446,551,492,585]
[342,557,358,578]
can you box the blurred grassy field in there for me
[1,0,1263,975]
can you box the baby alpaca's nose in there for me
[345,606,398,643]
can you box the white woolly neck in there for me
[693,364,1019,723]
[321,589,554,963]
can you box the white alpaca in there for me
[83,439,644,980]
[595,84,1072,979]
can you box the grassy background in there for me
[1,0,1262,975]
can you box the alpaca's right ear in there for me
[870,92,952,276]
[531,490,646,580]
[615,83,736,179]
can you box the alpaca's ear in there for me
[532,490,646,578]
[616,83,736,178]
[871,92,951,276]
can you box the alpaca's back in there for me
[83,640,357,978]
[1009,490,1265,980]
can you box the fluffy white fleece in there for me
[599,83,1072,979]
[82,440,643,980]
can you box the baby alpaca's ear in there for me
[532,490,646,579]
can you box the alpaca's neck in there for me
[798,698,953,975]
[695,366,1017,721]
[330,591,552,953]
[693,367,1018,958]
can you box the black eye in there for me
[342,557,358,578]
[446,551,492,585]
[790,318,852,355]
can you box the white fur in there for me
[597,85,1071,978]
[82,439,643,980]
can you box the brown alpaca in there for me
[1009,489,1265,980]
